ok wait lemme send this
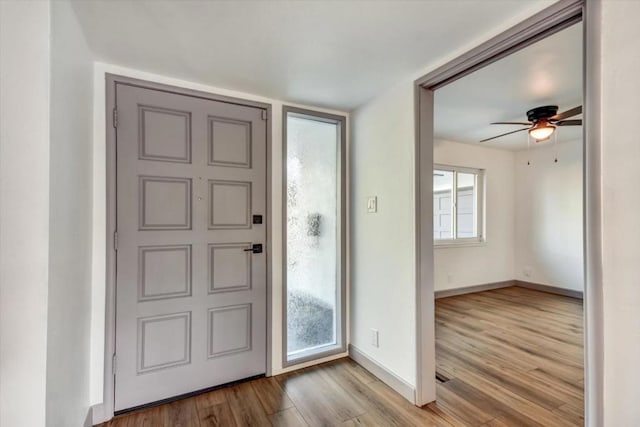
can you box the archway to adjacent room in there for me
[413,0,603,425]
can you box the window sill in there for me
[283,343,345,368]
[434,240,486,249]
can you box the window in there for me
[283,106,346,366]
[433,164,484,245]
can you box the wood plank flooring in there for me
[99,286,584,426]
[433,287,584,427]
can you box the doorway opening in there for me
[414,0,603,425]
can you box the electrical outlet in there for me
[371,329,379,347]
[523,266,532,277]
[447,273,454,284]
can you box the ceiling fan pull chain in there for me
[527,132,531,166]
[554,128,558,163]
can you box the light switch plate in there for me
[367,196,377,213]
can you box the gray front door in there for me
[114,83,267,411]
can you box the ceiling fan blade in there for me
[556,119,582,126]
[551,105,582,121]
[479,127,529,143]
[491,121,532,126]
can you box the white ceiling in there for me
[435,21,583,151]
[71,0,554,111]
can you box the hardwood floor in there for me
[434,287,584,427]
[99,286,584,426]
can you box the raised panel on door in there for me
[208,180,252,229]
[138,106,192,163]
[138,244,192,301]
[114,82,267,411]
[138,176,192,230]
[208,243,252,293]
[137,312,192,373]
[208,117,252,168]
[207,304,252,358]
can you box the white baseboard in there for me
[84,407,93,427]
[348,344,416,404]
[434,280,514,299]
[91,403,107,425]
[515,280,584,299]
[434,280,584,300]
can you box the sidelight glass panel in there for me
[285,109,344,363]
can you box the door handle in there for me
[243,244,263,254]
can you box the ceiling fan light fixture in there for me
[528,119,556,141]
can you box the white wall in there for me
[0,2,51,426]
[515,140,583,291]
[601,1,640,424]
[89,63,350,418]
[349,2,552,398]
[350,82,417,386]
[46,2,94,426]
[434,139,515,291]
[432,138,584,294]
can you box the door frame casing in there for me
[103,74,273,420]
[413,1,603,426]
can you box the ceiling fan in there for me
[480,105,582,143]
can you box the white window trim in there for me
[433,164,485,247]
